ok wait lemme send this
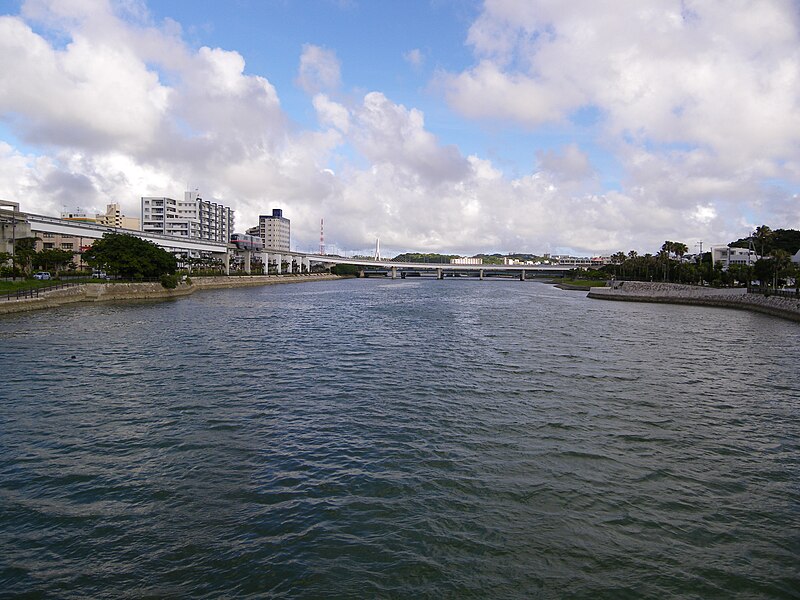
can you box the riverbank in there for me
[587,281,800,322]
[0,273,341,315]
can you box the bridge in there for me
[7,209,572,279]
[299,255,572,280]
[25,213,229,254]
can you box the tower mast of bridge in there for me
[320,218,325,255]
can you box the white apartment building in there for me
[451,257,483,265]
[141,191,233,242]
[710,245,759,269]
[258,209,290,251]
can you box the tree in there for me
[33,248,75,272]
[13,237,39,277]
[83,233,177,280]
[772,249,793,288]
[672,242,689,260]
[752,225,774,258]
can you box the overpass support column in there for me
[479,269,484,280]
[223,252,230,275]
[520,269,526,281]
[244,250,251,274]
[303,256,310,273]
[437,268,444,280]
[391,266,397,279]
[359,269,365,278]
[263,253,270,275]
[275,254,282,275]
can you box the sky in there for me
[1,0,799,257]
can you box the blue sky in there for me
[0,0,798,256]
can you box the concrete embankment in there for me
[0,274,341,316]
[587,281,800,322]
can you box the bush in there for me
[160,273,179,289]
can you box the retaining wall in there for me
[0,274,341,316]
[587,281,800,322]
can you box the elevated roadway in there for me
[25,213,228,254]
[300,255,571,279]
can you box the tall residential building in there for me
[96,203,140,230]
[141,191,234,242]
[258,208,290,251]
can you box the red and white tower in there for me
[319,218,325,255]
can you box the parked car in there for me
[33,271,51,280]
[92,270,109,279]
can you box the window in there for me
[61,243,74,250]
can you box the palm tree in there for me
[659,241,673,281]
[753,225,773,259]
[672,242,689,260]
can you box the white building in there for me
[258,209,290,251]
[141,191,233,242]
[710,245,759,269]
[554,255,593,267]
[451,257,483,265]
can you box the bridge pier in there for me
[479,269,484,281]
[437,268,443,280]
[520,269,526,281]
[244,250,251,274]
[217,252,230,275]
[303,256,310,273]
[275,254,282,275]
[391,266,397,279]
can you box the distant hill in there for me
[392,253,461,263]
[730,228,800,256]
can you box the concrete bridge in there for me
[10,210,570,279]
[299,255,572,280]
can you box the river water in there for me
[1,279,798,598]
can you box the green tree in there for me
[33,248,75,273]
[13,237,39,277]
[83,233,177,280]
[671,242,689,260]
[752,225,774,258]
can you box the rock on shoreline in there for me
[587,281,800,322]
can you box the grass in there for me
[561,279,608,287]
[0,278,95,293]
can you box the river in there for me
[1,278,798,598]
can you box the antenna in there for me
[319,218,325,255]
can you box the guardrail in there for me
[1,282,78,301]
[747,287,799,299]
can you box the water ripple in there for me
[1,279,798,598]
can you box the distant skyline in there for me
[1,0,799,256]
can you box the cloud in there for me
[442,0,800,168]
[313,94,350,133]
[403,48,424,68]
[296,44,341,94]
[537,144,594,182]
[350,92,470,185]
[0,0,797,257]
